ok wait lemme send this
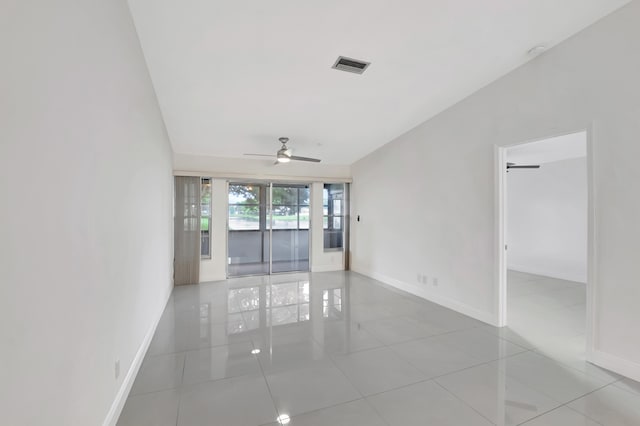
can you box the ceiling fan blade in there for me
[289,155,321,163]
[244,153,276,158]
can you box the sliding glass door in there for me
[270,184,310,273]
[228,183,269,276]
[227,182,310,277]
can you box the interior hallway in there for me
[118,271,640,426]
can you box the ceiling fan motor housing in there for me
[244,136,320,163]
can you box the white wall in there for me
[351,0,640,380]
[507,157,587,283]
[0,1,174,425]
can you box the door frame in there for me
[495,126,597,361]
[226,179,313,278]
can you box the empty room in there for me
[3,1,640,425]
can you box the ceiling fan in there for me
[244,137,321,164]
[507,162,540,172]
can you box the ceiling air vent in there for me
[332,56,370,74]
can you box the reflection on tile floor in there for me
[118,271,640,426]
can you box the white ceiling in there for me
[507,131,587,165]
[127,0,628,165]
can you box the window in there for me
[228,184,261,230]
[323,183,344,250]
[201,177,212,258]
[270,186,310,230]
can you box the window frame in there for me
[200,177,212,259]
[269,186,310,231]
[228,184,261,231]
[323,183,345,252]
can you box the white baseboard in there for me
[351,266,496,326]
[199,274,227,283]
[590,349,640,383]
[311,264,344,273]
[508,264,587,284]
[102,288,172,426]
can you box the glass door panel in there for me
[270,184,310,273]
[228,183,269,277]
[227,182,310,277]
[323,183,345,250]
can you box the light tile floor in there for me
[118,271,640,426]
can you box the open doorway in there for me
[497,130,594,369]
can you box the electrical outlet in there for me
[115,360,120,379]
[433,277,439,286]
[417,273,422,283]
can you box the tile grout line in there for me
[253,339,286,424]
[609,380,640,396]
[354,319,491,355]
[144,334,255,360]
[360,397,393,426]
[514,382,613,426]
[255,397,388,426]
[277,336,374,418]
[353,349,536,402]
[476,352,614,425]
[174,391,182,426]
[324,350,369,400]
[173,353,187,426]
[391,339,618,425]
[256,354,367,424]
[475,327,619,384]
[130,343,262,398]
[431,379,497,425]
[558,404,605,426]
[529,348,619,382]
